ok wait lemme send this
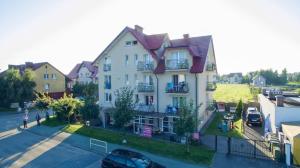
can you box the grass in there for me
[63,124,215,165]
[205,113,243,139]
[213,84,254,103]
[41,116,66,127]
[288,81,300,85]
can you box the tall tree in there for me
[34,93,52,120]
[20,69,36,105]
[113,87,135,129]
[280,68,288,85]
[72,82,98,98]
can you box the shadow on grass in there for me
[41,116,66,127]
[63,124,215,165]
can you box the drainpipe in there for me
[195,74,198,131]
[155,74,159,112]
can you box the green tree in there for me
[174,102,197,153]
[235,99,243,119]
[80,97,99,121]
[280,68,288,85]
[72,82,98,98]
[20,69,36,105]
[113,87,135,129]
[51,94,83,124]
[34,93,52,120]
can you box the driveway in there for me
[0,112,206,168]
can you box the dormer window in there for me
[133,40,138,45]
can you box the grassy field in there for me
[205,113,243,139]
[41,116,66,127]
[213,84,254,103]
[63,124,215,165]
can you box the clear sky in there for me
[0,0,299,75]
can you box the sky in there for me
[0,0,299,75]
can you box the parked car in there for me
[101,149,165,168]
[246,111,263,126]
[246,107,258,115]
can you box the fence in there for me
[201,134,275,160]
[90,138,108,153]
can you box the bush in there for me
[80,97,99,121]
[235,99,243,120]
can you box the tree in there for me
[19,69,36,105]
[72,82,98,99]
[280,68,288,85]
[174,102,197,153]
[80,97,99,121]
[51,94,83,124]
[113,87,135,129]
[235,99,243,119]
[34,93,52,120]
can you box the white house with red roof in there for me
[93,25,217,134]
[68,61,98,86]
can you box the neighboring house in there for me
[225,73,243,84]
[252,75,266,87]
[68,61,98,86]
[93,25,218,134]
[259,94,300,135]
[5,62,69,98]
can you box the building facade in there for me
[94,25,217,134]
[252,75,266,87]
[68,61,98,86]
[8,62,68,98]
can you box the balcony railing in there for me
[206,82,217,91]
[165,105,179,114]
[137,61,154,71]
[165,82,189,93]
[137,83,154,92]
[206,63,216,71]
[104,82,111,89]
[103,64,111,72]
[165,59,189,70]
[135,104,155,112]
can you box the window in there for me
[171,51,186,62]
[125,41,132,46]
[52,74,57,80]
[44,83,50,91]
[134,74,138,85]
[135,94,139,103]
[125,74,129,85]
[104,75,111,89]
[105,93,112,102]
[125,55,129,66]
[132,40,138,45]
[44,74,49,80]
[144,75,153,85]
[172,97,186,108]
[134,54,138,65]
[144,54,152,64]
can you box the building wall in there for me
[98,32,155,108]
[258,94,276,133]
[33,63,66,93]
[77,67,93,84]
[275,107,300,126]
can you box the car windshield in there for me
[248,109,256,113]
[248,114,260,119]
[132,157,151,168]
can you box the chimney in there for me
[183,34,189,39]
[275,95,284,107]
[134,25,143,33]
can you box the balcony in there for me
[104,82,111,89]
[137,83,154,92]
[165,82,189,93]
[206,63,216,71]
[165,59,189,70]
[135,104,155,112]
[137,61,154,71]
[165,105,179,115]
[206,82,217,91]
[103,64,111,72]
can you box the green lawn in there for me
[288,81,300,85]
[41,116,66,127]
[63,124,214,165]
[213,84,254,103]
[205,113,243,139]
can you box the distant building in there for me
[5,62,69,99]
[259,94,300,135]
[223,73,243,84]
[252,75,266,87]
[68,61,98,86]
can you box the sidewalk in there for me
[27,125,207,168]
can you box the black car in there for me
[246,112,263,126]
[101,149,166,168]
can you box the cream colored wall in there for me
[98,32,157,108]
[33,63,66,93]
[77,67,93,84]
